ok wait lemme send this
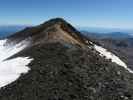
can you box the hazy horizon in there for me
[0,24,133,35]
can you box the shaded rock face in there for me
[0,18,133,100]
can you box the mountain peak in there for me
[39,18,68,29]
[41,18,67,25]
[8,18,88,47]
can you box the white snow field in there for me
[94,44,133,73]
[0,39,33,88]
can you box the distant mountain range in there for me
[0,25,27,39]
[1,25,133,39]
[79,27,133,34]
[81,31,133,39]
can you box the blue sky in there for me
[0,0,133,29]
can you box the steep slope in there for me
[0,18,133,100]
[7,18,88,47]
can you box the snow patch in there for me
[93,44,133,73]
[0,39,33,88]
